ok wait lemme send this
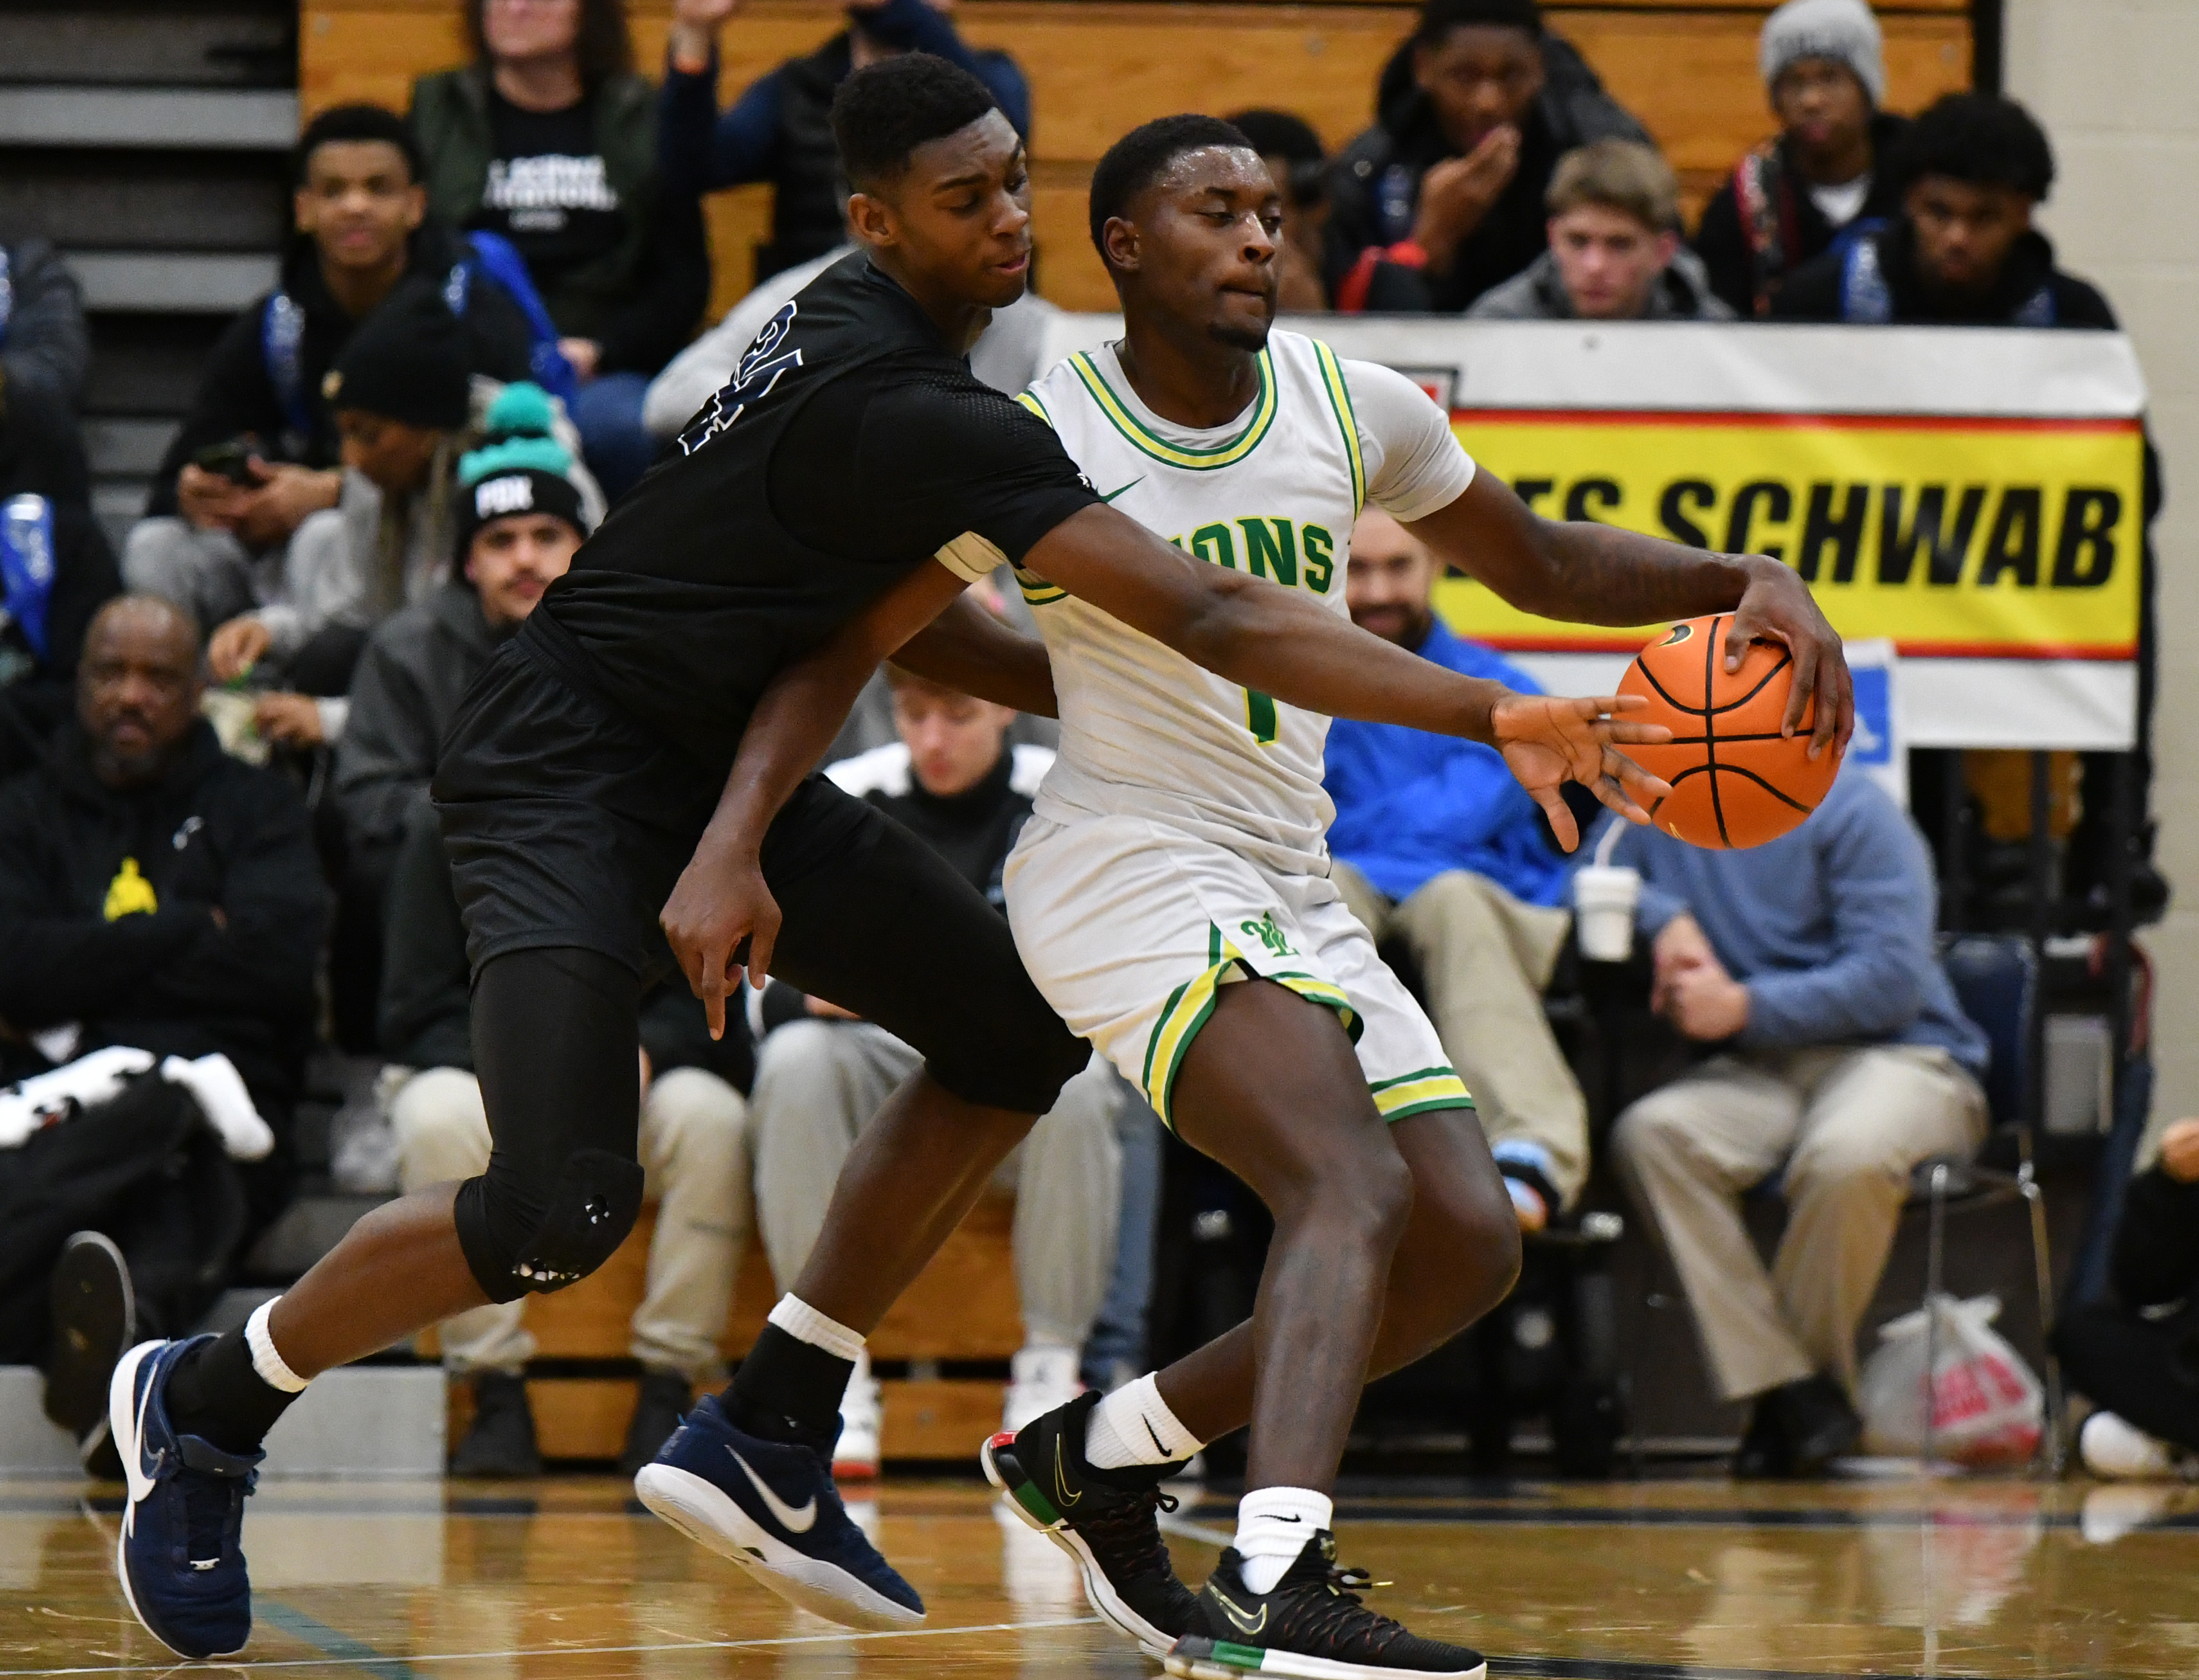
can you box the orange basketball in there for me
[1617,614,1841,849]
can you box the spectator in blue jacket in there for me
[1605,769,1989,1480]
[659,0,1030,284]
[1325,507,1586,1232]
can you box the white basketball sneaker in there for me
[1003,1344,1084,1435]
[2080,1410,2187,1480]
[834,1352,882,1481]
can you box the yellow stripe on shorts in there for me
[1141,961,1233,1128]
[1266,971,1363,1043]
[1369,1065,1475,1120]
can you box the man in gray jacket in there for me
[1469,139,1734,322]
[333,449,590,891]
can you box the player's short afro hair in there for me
[1891,93,2056,202]
[295,103,423,187]
[1414,0,1543,48]
[1088,114,1256,267]
[831,52,1002,191]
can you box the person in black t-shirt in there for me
[412,0,709,500]
[104,56,1817,1663]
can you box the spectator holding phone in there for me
[123,106,533,639]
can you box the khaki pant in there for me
[391,1064,750,1384]
[1334,863,1588,1209]
[749,1020,1121,1350]
[1611,1044,1989,1401]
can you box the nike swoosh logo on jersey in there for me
[727,1448,817,1534]
[1053,1435,1082,1507]
[1210,1587,1269,1636]
[1098,477,1144,503]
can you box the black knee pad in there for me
[453,1147,646,1303]
[930,1005,1092,1115]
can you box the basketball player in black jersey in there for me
[109,55,1841,1665]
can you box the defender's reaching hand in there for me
[1491,692,1671,853]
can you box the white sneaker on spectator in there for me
[2080,1410,2187,1480]
[1002,1345,1083,1435]
[835,1352,882,1481]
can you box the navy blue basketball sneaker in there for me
[633,1391,924,1628]
[109,1336,262,1659]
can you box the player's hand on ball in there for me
[1725,555,1853,760]
[661,842,781,1041]
[1490,692,1671,853]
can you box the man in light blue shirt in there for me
[1604,768,1989,1479]
[1325,508,1587,1232]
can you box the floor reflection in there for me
[1,1475,2195,1676]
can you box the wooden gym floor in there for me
[4,1473,2196,1678]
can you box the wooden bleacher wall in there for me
[304,0,1973,319]
[304,0,1971,1460]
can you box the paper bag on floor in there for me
[1859,1292,2043,1467]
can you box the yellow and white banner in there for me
[1032,317,2151,750]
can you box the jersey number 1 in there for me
[1244,688,1280,746]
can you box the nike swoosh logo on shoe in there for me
[129,1361,158,1497]
[1210,1587,1268,1636]
[1053,1436,1081,1507]
[727,1449,817,1534]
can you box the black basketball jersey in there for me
[534,254,1096,772]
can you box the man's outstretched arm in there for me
[1405,472,1854,757]
[664,508,1677,1029]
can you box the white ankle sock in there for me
[1234,1487,1331,1593]
[244,1300,309,1394]
[768,1294,865,1363]
[1083,1372,1203,1469]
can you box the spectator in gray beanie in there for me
[1760,0,1884,107]
[1694,0,1907,317]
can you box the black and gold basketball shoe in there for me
[1167,1530,1487,1679]
[982,1390,1203,1655]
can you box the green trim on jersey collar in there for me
[1068,347,1278,471]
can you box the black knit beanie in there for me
[456,466,588,557]
[322,278,472,430]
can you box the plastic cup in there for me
[1573,866,1642,963]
